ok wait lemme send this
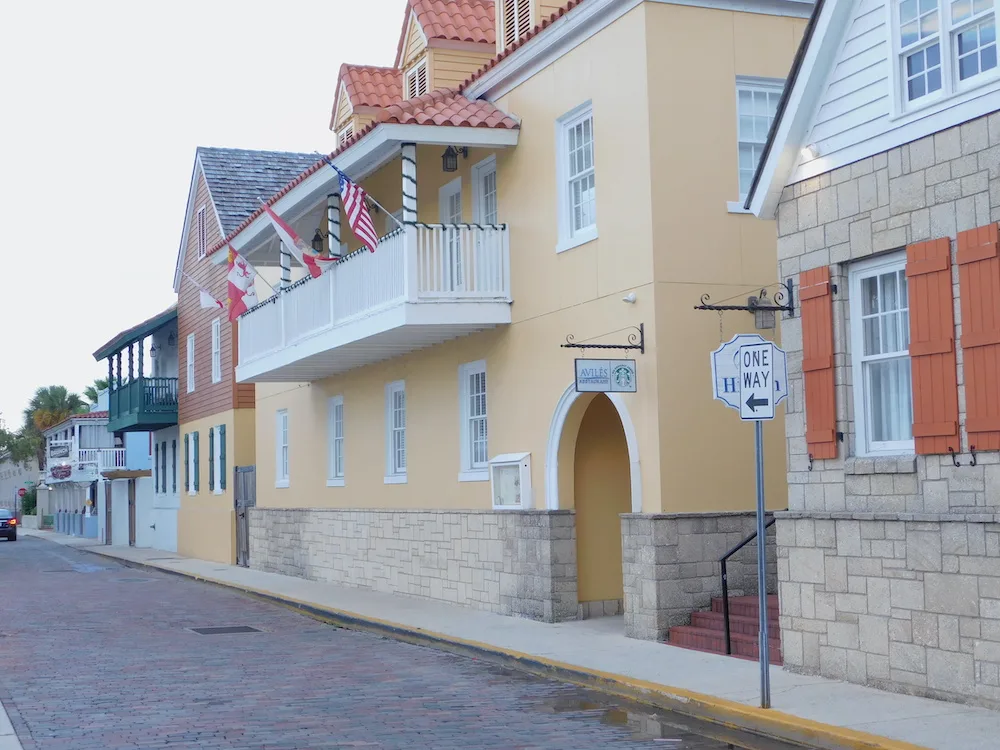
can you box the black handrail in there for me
[719,517,776,655]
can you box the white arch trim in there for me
[544,383,642,513]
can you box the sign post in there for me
[711,334,787,710]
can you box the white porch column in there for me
[401,143,417,223]
[327,194,341,257]
[279,241,292,288]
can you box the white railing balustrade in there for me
[239,224,510,366]
[78,448,127,471]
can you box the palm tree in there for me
[83,378,110,404]
[23,386,89,469]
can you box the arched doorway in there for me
[573,394,631,615]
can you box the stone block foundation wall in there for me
[622,512,777,640]
[778,513,1000,708]
[248,508,578,622]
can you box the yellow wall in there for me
[428,47,495,89]
[574,395,630,603]
[401,15,427,69]
[177,408,255,563]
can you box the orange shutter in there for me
[957,223,1000,451]
[800,267,837,459]
[906,238,959,455]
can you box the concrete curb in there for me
[72,543,928,750]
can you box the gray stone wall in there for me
[621,512,777,640]
[248,508,578,623]
[775,111,1000,703]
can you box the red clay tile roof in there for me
[378,88,518,128]
[460,0,583,92]
[339,64,404,109]
[46,410,109,435]
[395,0,496,67]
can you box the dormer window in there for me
[896,0,997,107]
[501,0,532,50]
[404,58,428,100]
[338,121,354,148]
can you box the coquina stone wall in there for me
[248,508,578,622]
[775,111,1000,705]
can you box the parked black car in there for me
[0,509,16,541]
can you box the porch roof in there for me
[43,411,109,438]
[92,305,177,361]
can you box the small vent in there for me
[189,626,262,635]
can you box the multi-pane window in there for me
[736,81,782,198]
[459,361,488,478]
[276,410,289,487]
[850,254,914,455]
[211,318,221,383]
[186,334,195,393]
[328,396,345,485]
[404,58,428,99]
[196,206,207,258]
[897,0,997,106]
[557,103,597,250]
[385,381,406,480]
[479,166,498,224]
[501,0,531,49]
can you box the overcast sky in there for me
[0,0,403,428]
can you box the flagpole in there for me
[315,152,404,229]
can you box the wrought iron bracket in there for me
[694,279,795,316]
[561,324,645,354]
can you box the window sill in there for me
[275,479,290,489]
[384,475,407,485]
[492,504,524,511]
[458,469,489,483]
[327,478,345,487]
[726,201,752,214]
[844,456,917,475]
[556,226,598,254]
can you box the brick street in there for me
[0,538,797,750]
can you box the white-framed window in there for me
[735,77,783,201]
[556,102,597,252]
[439,177,464,291]
[275,409,289,488]
[211,318,221,384]
[384,380,407,483]
[849,252,915,456]
[338,121,354,147]
[404,58,428,99]
[327,396,345,487]
[459,361,489,481]
[471,155,498,224]
[501,0,532,50]
[213,424,223,495]
[893,0,998,110]
[186,334,195,393]
[196,205,207,258]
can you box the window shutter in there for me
[907,238,959,454]
[220,424,227,490]
[172,439,177,494]
[800,267,838,459]
[154,443,159,492]
[193,431,200,492]
[957,223,1000,450]
[183,434,189,492]
[208,427,215,491]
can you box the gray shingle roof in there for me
[198,147,319,235]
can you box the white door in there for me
[439,178,463,291]
[471,157,498,292]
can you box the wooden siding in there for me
[428,47,496,90]
[957,224,1000,451]
[177,167,254,424]
[402,14,427,70]
[906,238,960,455]
[334,81,353,132]
[800,267,838,459]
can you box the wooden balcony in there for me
[236,224,511,382]
[107,376,179,432]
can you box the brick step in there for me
[667,625,783,665]
[711,595,779,620]
[691,610,780,636]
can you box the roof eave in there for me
[92,306,178,361]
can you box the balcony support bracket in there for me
[561,323,645,355]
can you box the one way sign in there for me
[710,334,787,422]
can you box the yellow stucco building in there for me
[204,0,809,640]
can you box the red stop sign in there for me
[17,488,25,498]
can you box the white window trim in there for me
[733,76,784,206]
[404,57,428,100]
[459,360,489,482]
[500,0,532,51]
[196,205,207,259]
[337,121,354,148]
[327,395,345,487]
[384,380,407,484]
[849,250,915,458]
[888,0,1000,119]
[213,425,223,495]
[275,409,290,488]
[186,334,195,393]
[471,154,498,224]
[439,177,462,223]
[211,318,222,384]
[555,101,598,253]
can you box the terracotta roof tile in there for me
[340,64,404,109]
[378,88,518,128]
[395,0,495,67]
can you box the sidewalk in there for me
[25,529,1000,750]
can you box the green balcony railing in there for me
[108,377,178,429]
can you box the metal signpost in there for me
[711,333,787,709]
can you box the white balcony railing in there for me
[239,223,510,367]
[78,448,128,470]
[47,440,127,483]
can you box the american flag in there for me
[329,163,380,252]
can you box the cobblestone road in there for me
[0,538,800,750]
